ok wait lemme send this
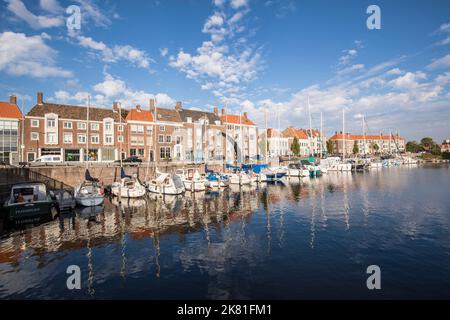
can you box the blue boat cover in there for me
[85,169,99,182]
[120,168,132,179]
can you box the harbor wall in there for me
[25,163,224,188]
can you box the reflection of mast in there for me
[343,174,350,230]
[119,204,127,281]
[310,184,316,249]
[86,219,95,296]
[152,232,161,278]
[320,177,327,228]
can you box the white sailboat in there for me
[176,168,207,192]
[75,96,104,207]
[111,168,146,198]
[146,170,185,195]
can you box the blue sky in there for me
[0,0,449,141]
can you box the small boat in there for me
[205,172,230,189]
[74,169,104,207]
[226,171,252,185]
[111,168,146,198]
[146,172,185,195]
[176,168,207,192]
[2,182,59,225]
[286,163,310,177]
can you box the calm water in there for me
[1,165,449,299]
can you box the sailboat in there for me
[74,96,104,207]
[204,165,230,189]
[176,168,207,192]
[111,168,146,198]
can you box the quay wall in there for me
[26,163,224,188]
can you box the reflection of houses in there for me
[220,109,258,163]
[0,95,23,164]
[329,132,405,155]
[24,92,128,162]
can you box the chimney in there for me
[37,92,43,105]
[243,112,248,119]
[213,106,218,116]
[149,98,155,110]
[175,101,182,111]
[136,104,141,111]
[221,108,225,115]
[113,101,119,112]
[9,95,17,105]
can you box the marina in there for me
[0,164,449,299]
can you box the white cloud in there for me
[39,0,63,14]
[0,31,72,78]
[427,54,450,70]
[74,0,112,28]
[231,0,248,9]
[6,0,64,29]
[439,22,450,33]
[75,36,153,69]
[170,0,261,105]
[389,71,427,90]
[91,73,176,107]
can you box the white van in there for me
[33,155,62,163]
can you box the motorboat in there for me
[74,169,104,207]
[2,182,59,225]
[286,163,310,177]
[205,172,230,189]
[146,172,185,195]
[111,169,146,198]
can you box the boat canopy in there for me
[242,163,269,173]
[121,168,132,179]
[85,169,99,182]
[10,183,47,203]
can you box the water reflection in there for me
[1,166,450,299]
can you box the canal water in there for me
[0,165,449,299]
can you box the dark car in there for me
[114,156,142,163]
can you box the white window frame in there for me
[91,134,100,144]
[63,132,73,144]
[31,119,39,128]
[63,121,72,129]
[78,122,87,130]
[31,132,39,141]
[78,134,86,144]
[90,123,100,131]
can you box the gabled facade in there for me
[220,109,258,163]
[24,92,127,162]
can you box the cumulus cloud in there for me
[0,31,72,78]
[75,35,154,69]
[6,0,64,29]
[427,54,450,70]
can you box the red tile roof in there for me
[126,108,154,122]
[0,101,23,119]
[329,133,404,141]
[220,114,255,126]
[283,127,308,139]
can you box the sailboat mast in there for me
[342,108,345,160]
[86,95,90,166]
[363,115,366,157]
[119,102,123,169]
[320,111,323,158]
[264,106,268,163]
[308,96,312,156]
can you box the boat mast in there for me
[264,106,268,163]
[320,111,323,158]
[363,115,366,157]
[342,108,345,160]
[308,96,313,156]
[240,111,243,164]
[119,102,123,169]
[86,95,90,167]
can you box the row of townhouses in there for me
[0,93,259,164]
[0,93,407,165]
[329,132,406,155]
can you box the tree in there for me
[291,137,300,156]
[431,144,442,156]
[371,142,379,153]
[353,140,359,155]
[406,141,422,153]
[326,140,334,155]
[420,137,434,151]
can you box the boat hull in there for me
[75,195,104,207]
[2,201,58,225]
[111,184,146,198]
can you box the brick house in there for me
[0,95,23,164]
[220,109,258,163]
[124,103,155,161]
[329,132,406,156]
[24,92,128,162]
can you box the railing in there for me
[0,168,74,205]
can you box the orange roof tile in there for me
[220,114,255,126]
[126,108,154,122]
[0,101,22,119]
[283,127,308,139]
[329,133,404,141]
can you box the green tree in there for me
[406,141,422,153]
[431,144,441,156]
[371,142,379,153]
[420,137,434,151]
[326,139,334,155]
[353,140,359,155]
[291,137,300,156]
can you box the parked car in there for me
[114,156,143,163]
